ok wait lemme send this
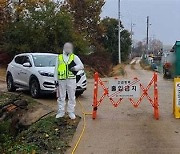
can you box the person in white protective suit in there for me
[54,42,84,119]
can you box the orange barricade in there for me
[92,72,159,120]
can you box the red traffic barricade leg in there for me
[153,72,159,120]
[92,72,99,119]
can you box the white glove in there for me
[55,81,59,87]
[70,66,76,71]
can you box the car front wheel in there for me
[30,79,40,98]
[7,74,16,92]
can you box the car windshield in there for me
[33,55,57,67]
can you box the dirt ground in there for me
[0,59,180,154]
[0,66,6,82]
[0,81,6,92]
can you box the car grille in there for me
[43,82,55,88]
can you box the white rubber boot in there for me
[68,112,76,119]
[56,112,65,119]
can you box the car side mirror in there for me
[23,62,31,67]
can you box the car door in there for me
[12,56,25,85]
[18,55,32,87]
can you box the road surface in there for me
[68,60,180,154]
[0,60,179,154]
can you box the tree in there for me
[0,0,12,53]
[65,0,105,38]
[64,0,105,52]
[133,41,146,56]
[132,38,163,57]
[101,17,132,64]
[2,0,89,55]
[149,38,163,55]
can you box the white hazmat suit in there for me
[54,43,84,119]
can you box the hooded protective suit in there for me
[54,43,84,119]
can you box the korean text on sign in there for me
[108,79,140,98]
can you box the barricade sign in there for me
[92,72,159,120]
[173,77,180,118]
[109,79,140,98]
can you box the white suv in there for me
[6,53,87,98]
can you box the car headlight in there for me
[38,71,54,77]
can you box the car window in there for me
[22,56,31,64]
[15,56,24,65]
[33,55,56,67]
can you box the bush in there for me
[80,52,112,77]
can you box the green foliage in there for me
[2,0,89,55]
[1,0,132,69]
[101,17,132,64]
[0,120,12,148]
[64,0,105,52]
[121,29,132,61]
[7,144,38,154]
[0,115,80,153]
[0,0,12,50]
[65,0,105,39]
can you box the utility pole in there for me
[130,22,135,56]
[130,22,133,40]
[118,0,121,64]
[146,16,149,54]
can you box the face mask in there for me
[63,45,73,54]
[64,48,73,54]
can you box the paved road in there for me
[1,60,180,154]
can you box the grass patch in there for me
[0,116,80,154]
[110,64,126,77]
[0,119,38,154]
[0,92,36,107]
[0,92,20,107]
[0,92,81,154]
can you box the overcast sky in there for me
[101,0,180,46]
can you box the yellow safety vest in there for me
[58,54,76,80]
